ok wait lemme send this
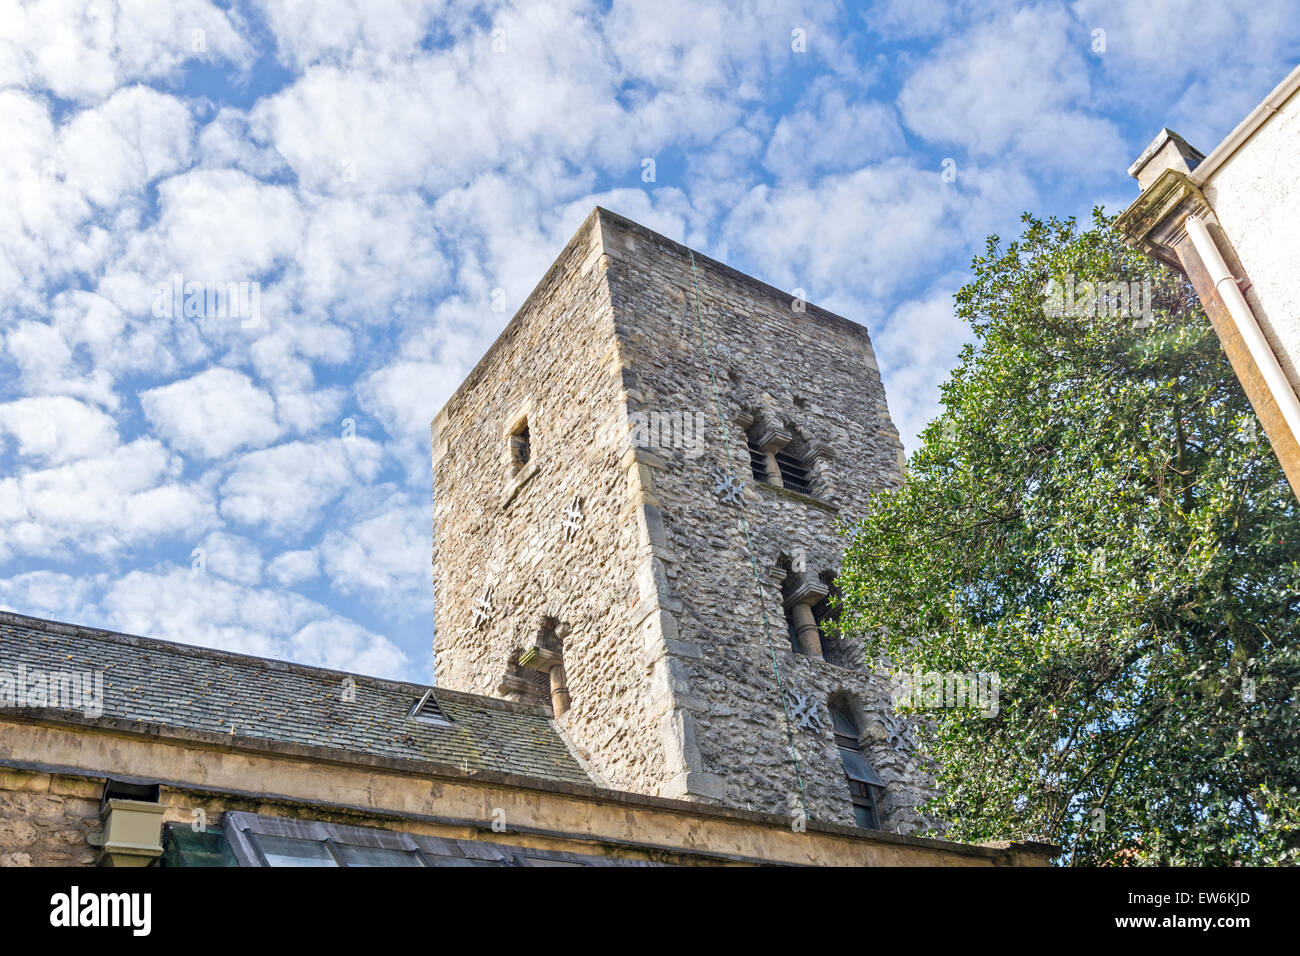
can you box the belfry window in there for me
[830,703,885,829]
[813,580,841,638]
[746,433,769,482]
[774,449,813,494]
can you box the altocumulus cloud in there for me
[1,0,1296,680]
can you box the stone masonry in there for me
[432,207,935,832]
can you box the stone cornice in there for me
[1113,168,1211,269]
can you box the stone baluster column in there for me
[783,577,829,660]
[548,664,570,717]
[789,601,823,659]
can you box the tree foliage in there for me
[837,211,1300,865]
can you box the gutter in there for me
[1184,215,1300,445]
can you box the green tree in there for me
[837,211,1300,865]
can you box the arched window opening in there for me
[829,702,885,829]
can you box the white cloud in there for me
[140,368,282,459]
[874,282,974,452]
[194,531,264,586]
[721,159,1033,303]
[0,396,119,464]
[604,0,847,92]
[286,616,411,677]
[58,86,195,208]
[0,91,99,306]
[131,168,305,283]
[250,0,459,69]
[289,196,450,324]
[251,60,504,196]
[0,570,98,621]
[860,0,986,40]
[0,439,215,562]
[219,437,384,535]
[267,548,320,587]
[359,358,468,443]
[897,5,1125,177]
[2,319,119,409]
[96,566,411,679]
[0,0,254,102]
[1075,0,1300,148]
[764,88,906,181]
[319,499,431,615]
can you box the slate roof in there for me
[0,611,593,787]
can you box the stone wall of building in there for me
[598,211,932,830]
[432,209,678,796]
[433,207,937,832]
[0,718,1051,865]
[0,769,99,866]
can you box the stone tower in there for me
[432,208,933,832]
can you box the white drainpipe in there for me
[1183,215,1300,445]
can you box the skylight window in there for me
[211,812,627,867]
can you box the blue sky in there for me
[1,0,1298,683]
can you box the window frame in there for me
[510,422,531,467]
[774,448,814,494]
[829,704,886,830]
[745,433,769,482]
[219,811,651,867]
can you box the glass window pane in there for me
[253,834,338,867]
[520,857,585,867]
[853,803,879,829]
[838,746,885,786]
[423,855,502,867]
[160,825,238,867]
[334,844,425,867]
[830,706,858,738]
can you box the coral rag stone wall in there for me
[434,208,936,832]
[0,770,99,866]
[432,210,673,795]
[599,211,931,830]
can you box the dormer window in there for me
[408,690,453,726]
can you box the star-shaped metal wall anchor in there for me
[561,495,584,541]
[784,690,825,732]
[472,586,495,629]
[712,467,745,506]
[880,710,917,753]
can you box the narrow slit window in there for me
[510,423,531,467]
